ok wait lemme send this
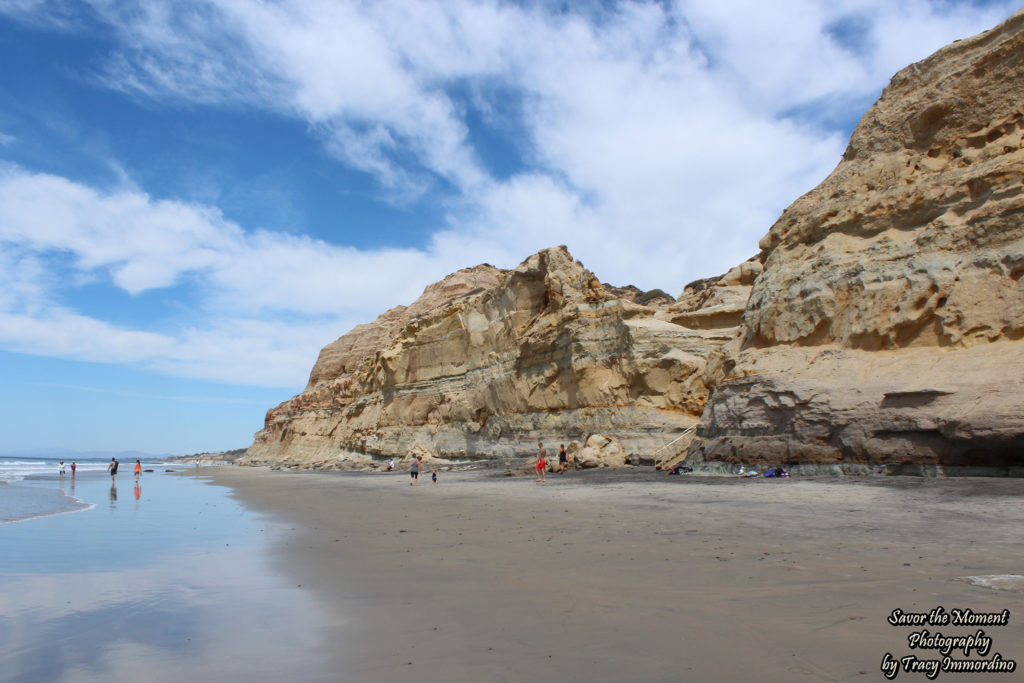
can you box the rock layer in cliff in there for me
[690,10,1024,474]
[248,11,1024,474]
[245,247,738,469]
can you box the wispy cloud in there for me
[0,0,1019,388]
[26,380,271,404]
[0,163,457,386]
[65,0,1017,279]
[0,0,82,30]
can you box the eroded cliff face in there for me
[245,247,738,468]
[249,11,1024,473]
[689,10,1024,473]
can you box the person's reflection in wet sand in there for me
[134,484,141,505]
[110,484,117,506]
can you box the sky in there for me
[0,0,1018,455]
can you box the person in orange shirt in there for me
[134,459,142,483]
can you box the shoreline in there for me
[1,466,341,682]
[201,466,1024,682]
[0,478,96,525]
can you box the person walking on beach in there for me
[59,461,66,477]
[557,444,568,473]
[410,457,420,485]
[134,459,142,483]
[108,457,119,482]
[536,442,547,482]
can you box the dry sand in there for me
[202,467,1024,682]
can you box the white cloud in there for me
[0,164,243,294]
[0,304,345,388]
[89,0,489,197]
[0,309,175,362]
[0,248,54,314]
[671,1,1021,105]
[66,0,1016,282]
[865,1,1021,78]
[0,0,81,29]
[0,0,1019,388]
[0,164,476,385]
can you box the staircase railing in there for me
[652,424,698,470]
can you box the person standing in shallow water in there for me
[70,461,76,477]
[108,457,119,483]
[134,459,142,483]
[536,442,547,482]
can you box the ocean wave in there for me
[0,459,131,480]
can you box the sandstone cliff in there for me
[689,9,1024,474]
[249,11,1024,474]
[245,247,737,469]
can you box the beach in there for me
[3,463,1022,681]
[201,467,1024,682]
[0,465,338,683]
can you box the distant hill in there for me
[163,448,247,464]
[0,448,174,461]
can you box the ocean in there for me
[0,456,150,524]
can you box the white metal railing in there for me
[652,424,698,466]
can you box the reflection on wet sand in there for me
[0,470,333,682]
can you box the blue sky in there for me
[0,0,1018,454]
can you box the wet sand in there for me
[204,467,1024,682]
[0,468,337,683]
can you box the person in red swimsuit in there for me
[535,442,547,482]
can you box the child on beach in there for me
[431,469,437,485]
[59,461,66,476]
